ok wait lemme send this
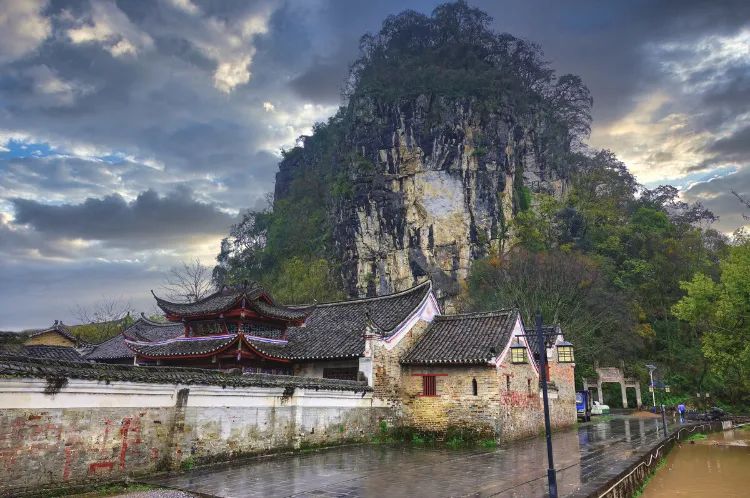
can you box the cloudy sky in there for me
[1,0,748,329]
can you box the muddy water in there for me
[641,428,750,497]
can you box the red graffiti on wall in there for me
[119,418,131,470]
[88,461,114,474]
[63,447,73,481]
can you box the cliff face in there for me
[275,95,569,303]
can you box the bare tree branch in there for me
[162,258,215,303]
[71,297,135,343]
[732,190,750,220]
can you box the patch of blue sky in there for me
[642,166,738,190]
[0,139,131,166]
[99,152,129,164]
[0,139,55,159]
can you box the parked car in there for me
[592,401,610,415]
[576,390,592,422]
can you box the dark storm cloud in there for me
[708,126,750,156]
[11,188,236,244]
[289,56,349,104]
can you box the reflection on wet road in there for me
[148,415,677,497]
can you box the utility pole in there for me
[537,311,557,498]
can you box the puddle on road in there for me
[641,428,750,497]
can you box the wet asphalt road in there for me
[146,415,677,498]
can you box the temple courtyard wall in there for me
[0,372,386,496]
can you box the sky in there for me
[1,0,749,329]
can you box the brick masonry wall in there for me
[401,366,501,437]
[0,379,385,495]
[399,354,576,441]
[370,320,432,411]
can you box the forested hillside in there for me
[213,2,748,408]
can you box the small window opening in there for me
[527,378,532,395]
[422,375,437,396]
[472,378,478,396]
[505,374,511,392]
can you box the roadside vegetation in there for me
[372,420,497,449]
[462,150,749,410]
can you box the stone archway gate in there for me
[582,363,642,409]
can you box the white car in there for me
[591,401,611,415]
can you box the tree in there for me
[269,257,345,304]
[510,193,563,251]
[462,249,641,381]
[673,234,750,405]
[72,298,135,343]
[732,190,750,220]
[163,258,215,303]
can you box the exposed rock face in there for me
[276,95,568,304]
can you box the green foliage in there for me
[411,433,427,445]
[510,194,562,251]
[686,433,708,442]
[70,315,134,344]
[270,257,345,304]
[180,456,196,471]
[350,1,592,154]
[463,249,641,380]
[673,235,750,405]
[49,483,156,497]
[518,186,533,212]
[480,438,497,449]
[466,147,728,400]
[445,435,465,449]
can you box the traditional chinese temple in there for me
[123,282,312,373]
[12,279,579,440]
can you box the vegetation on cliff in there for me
[214,1,591,300]
[463,150,740,406]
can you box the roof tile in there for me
[401,310,518,365]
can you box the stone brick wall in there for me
[398,353,576,442]
[0,378,385,496]
[547,354,577,430]
[370,319,432,407]
[401,366,501,437]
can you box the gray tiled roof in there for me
[86,318,183,361]
[126,334,239,358]
[98,282,433,363]
[401,309,519,365]
[124,333,293,360]
[276,281,434,360]
[0,354,370,392]
[20,345,86,362]
[153,283,311,321]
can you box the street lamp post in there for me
[646,364,657,408]
[516,311,571,498]
[536,311,557,498]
